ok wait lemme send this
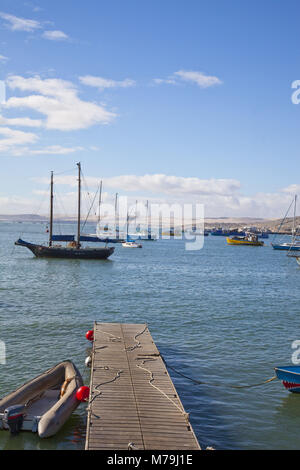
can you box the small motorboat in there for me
[0,361,84,438]
[275,366,300,393]
[226,232,264,246]
[122,241,142,248]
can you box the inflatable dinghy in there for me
[0,361,84,438]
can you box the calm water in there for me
[0,223,300,450]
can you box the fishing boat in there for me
[275,366,300,393]
[0,361,84,438]
[15,163,115,260]
[226,233,264,246]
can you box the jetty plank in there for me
[85,322,200,450]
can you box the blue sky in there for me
[0,0,300,217]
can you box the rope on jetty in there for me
[136,356,190,422]
[125,325,148,352]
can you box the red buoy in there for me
[85,330,94,342]
[76,386,90,402]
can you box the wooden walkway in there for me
[85,322,200,450]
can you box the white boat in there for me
[122,241,142,248]
[0,361,84,438]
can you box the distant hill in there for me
[0,214,48,221]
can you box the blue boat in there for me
[275,366,300,393]
[211,229,245,237]
[271,243,300,251]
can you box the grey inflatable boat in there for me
[0,361,84,438]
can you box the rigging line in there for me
[17,183,50,241]
[81,186,99,232]
[272,197,295,244]
[53,167,77,176]
[53,192,70,232]
[80,169,96,208]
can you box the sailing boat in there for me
[15,163,115,260]
[271,195,300,251]
[128,200,156,241]
[122,211,142,248]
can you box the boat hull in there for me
[271,244,300,251]
[0,361,83,437]
[275,367,300,393]
[15,239,115,260]
[226,237,264,246]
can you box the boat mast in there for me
[147,200,151,240]
[77,162,81,248]
[126,211,129,241]
[49,171,54,247]
[115,193,119,239]
[293,194,298,240]
[98,180,102,226]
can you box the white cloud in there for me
[281,184,300,194]
[5,75,117,131]
[0,11,41,32]
[0,116,43,127]
[174,70,222,88]
[152,78,177,85]
[101,174,240,196]
[0,54,8,62]
[0,126,38,152]
[35,173,240,197]
[79,75,136,89]
[31,172,300,218]
[43,30,69,41]
[10,145,84,157]
[153,70,222,88]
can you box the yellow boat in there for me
[226,234,264,246]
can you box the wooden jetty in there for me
[85,322,200,450]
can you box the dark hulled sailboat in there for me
[15,163,115,260]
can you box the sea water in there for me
[0,222,300,450]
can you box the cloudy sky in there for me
[0,0,300,218]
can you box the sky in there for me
[0,0,300,218]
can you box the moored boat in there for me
[15,163,115,260]
[275,366,300,393]
[15,239,115,259]
[0,361,84,438]
[226,233,264,246]
[271,242,300,251]
[122,241,142,248]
